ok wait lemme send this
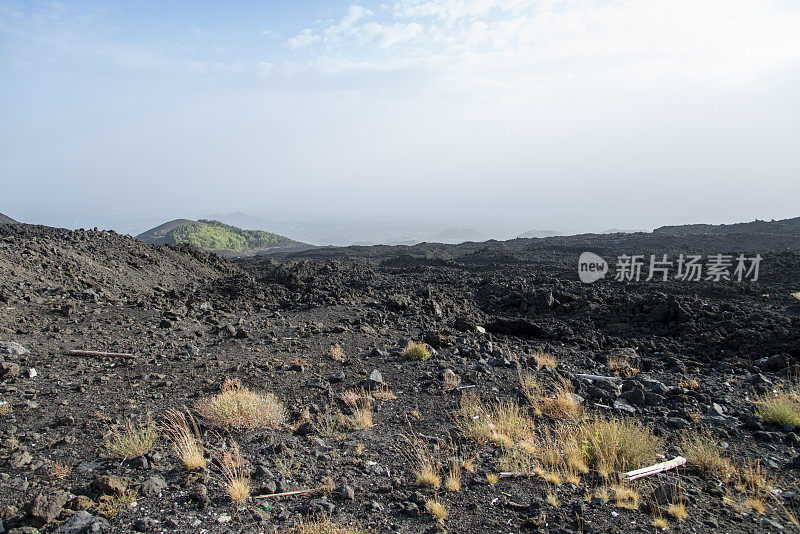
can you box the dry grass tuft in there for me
[197,378,285,431]
[0,400,11,416]
[402,341,432,361]
[546,491,559,507]
[791,291,800,300]
[518,369,579,419]
[46,459,73,480]
[313,409,348,437]
[442,369,462,391]
[608,353,639,377]
[105,416,159,459]
[532,352,558,370]
[679,378,700,390]
[755,388,800,427]
[682,430,734,479]
[219,442,250,503]
[456,393,535,448]
[576,416,660,477]
[444,458,462,492]
[667,502,687,521]
[425,497,448,523]
[330,343,347,362]
[282,516,365,534]
[96,489,137,519]
[402,433,441,489]
[341,390,374,430]
[164,408,206,471]
[745,497,766,514]
[486,473,500,485]
[371,384,397,401]
[613,483,640,510]
[652,516,669,530]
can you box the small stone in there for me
[337,484,355,500]
[66,496,94,511]
[328,371,345,383]
[140,475,166,497]
[9,450,32,468]
[763,353,790,372]
[92,475,128,496]
[0,342,29,356]
[364,370,384,390]
[613,398,636,414]
[133,518,159,532]
[28,491,68,525]
[217,514,232,523]
[1,362,20,380]
[60,511,110,534]
[190,484,209,509]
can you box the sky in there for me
[1,0,799,240]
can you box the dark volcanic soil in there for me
[1,221,800,534]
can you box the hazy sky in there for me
[1,0,799,238]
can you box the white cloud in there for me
[287,28,321,49]
[281,0,800,92]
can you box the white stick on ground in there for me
[574,374,622,382]
[620,456,686,481]
[64,349,135,360]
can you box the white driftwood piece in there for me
[620,456,686,481]
[574,374,622,382]
[65,349,135,360]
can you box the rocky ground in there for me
[1,221,800,533]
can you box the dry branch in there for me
[64,349,135,360]
[620,456,686,481]
[253,483,332,500]
[574,374,622,382]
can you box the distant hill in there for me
[0,212,18,225]
[137,219,293,252]
[136,219,195,244]
[433,228,482,243]
[654,217,800,237]
[518,229,563,238]
[203,211,272,231]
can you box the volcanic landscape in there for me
[1,219,800,534]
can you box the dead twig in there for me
[253,482,332,500]
[65,350,135,360]
[574,374,622,382]
[620,456,686,481]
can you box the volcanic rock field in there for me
[1,220,800,533]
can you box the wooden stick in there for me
[254,485,329,499]
[621,456,686,481]
[498,472,531,479]
[64,349,135,360]
[575,374,622,382]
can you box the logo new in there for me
[578,252,608,283]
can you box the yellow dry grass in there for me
[682,430,734,480]
[425,497,448,522]
[330,343,347,362]
[197,378,285,431]
[532,352,558,370]
[755,388,800,427]
[282,516,365,534]
[105,417,158,459]
[402,341,432,361]
[219,442,250,503]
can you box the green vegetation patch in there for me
[166,220,291,251]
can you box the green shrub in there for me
[166,220,291,251]
[402,341,432,361]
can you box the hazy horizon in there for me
[2,0,799,244]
